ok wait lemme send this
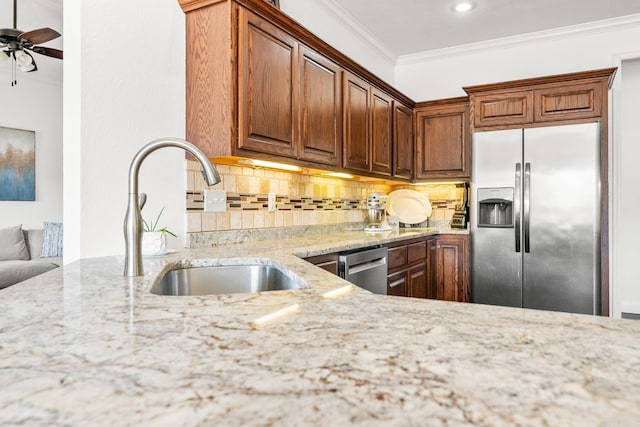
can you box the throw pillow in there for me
[41,222,63,258]
[0,225,30,261]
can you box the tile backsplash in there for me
[185,160,464,233]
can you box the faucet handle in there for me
[138,193,147,210]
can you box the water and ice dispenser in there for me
[477,188,514,228]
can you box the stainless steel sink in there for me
[151,264,301,296]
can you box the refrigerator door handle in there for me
[515,163,522,253]
[524,162,531,253]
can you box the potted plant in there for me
[142,207,177,255]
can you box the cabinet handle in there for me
[389,277,405,288]
[515,163,521,253]
[524,163,531,253]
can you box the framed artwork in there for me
[0,126,35,201]
[264,0,280,9]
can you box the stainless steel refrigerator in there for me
[471,123,601,315]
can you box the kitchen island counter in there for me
[1,228,639,426]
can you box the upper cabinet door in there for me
[343,71,371,173]
[299,46,342,166]
[415,100,471,180]
[238,8,299,158]
[370,88,393,176]
[393,102,414,180]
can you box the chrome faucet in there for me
[124,137,221,277]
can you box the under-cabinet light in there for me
[322,172,354,179]
[239,159,301,172]
[250,304,300,328]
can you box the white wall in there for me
[393,17,640,317]
[0,77,62,230]
[613,57,640,317]
[279,0,395,84]
[64,0,186,261]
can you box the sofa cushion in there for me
[0,225,30,261]
[0,260,59,289]
[23,229,44,259]
[41,222,63,258]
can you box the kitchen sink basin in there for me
[150,264,301,296]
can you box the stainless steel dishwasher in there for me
[338,246,388,295]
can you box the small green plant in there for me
[143,207,177,237]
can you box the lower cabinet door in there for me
[387,270,407,297]
[438,235,470,303]
[407,262,427,299]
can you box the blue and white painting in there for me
[0,127,35,201]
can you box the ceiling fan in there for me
[0,0,63,85]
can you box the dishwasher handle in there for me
[347,257,386,275]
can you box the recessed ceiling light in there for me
[452,1,475,13]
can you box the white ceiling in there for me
[331,0,640,57]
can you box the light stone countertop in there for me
[1,228,640,426]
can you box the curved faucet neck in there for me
[124,137,220,277]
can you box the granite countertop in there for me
[1,228,639,426]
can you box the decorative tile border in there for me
[187,191,365,212]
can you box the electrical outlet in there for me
[268,193,276,212]
[204,190,226,212]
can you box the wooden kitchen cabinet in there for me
[238,8,299,158]
[180,0,413,174]
[299,46,343,166]
[371,88,393,176]
[386,239,427,297]
[415,97,471,180]
[343,72,371,173]
[393,102,414,180]
[427,234,470,303]
[464,68,616,130]
[303,253,338,275]
[342,72,394,177]
[439,235,470,302]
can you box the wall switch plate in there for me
[268,193,276,212]
[204,190,227,212]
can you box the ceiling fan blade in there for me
[32,46,63,59]
[18,27,61,45]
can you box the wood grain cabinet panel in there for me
[436,235,470,303]
[387,270,408,297]
[426,236,439,300]
[299,46,342,165]
[393,103,414,180]
[407,262,427,299]
[303,253,338,275]
[415,98,471,180]
[534,82,602,122]
[343,72,371,173]
[371,88,393,176]
[387,245,408,271]
[472,90,533,128]
[238,8,298,158]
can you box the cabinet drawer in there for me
[472,90,533,128]
[408,241,427,264]
[534,82,602,122]
[387,245,408,270]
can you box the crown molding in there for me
[320,0,397,65]
[397,13,640,66]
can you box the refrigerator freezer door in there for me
[522,123,601,314]
[471,129,523,307]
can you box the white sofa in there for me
[0,228,62,289]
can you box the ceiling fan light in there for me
[18,62,35,72]
[14,49,33,65]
